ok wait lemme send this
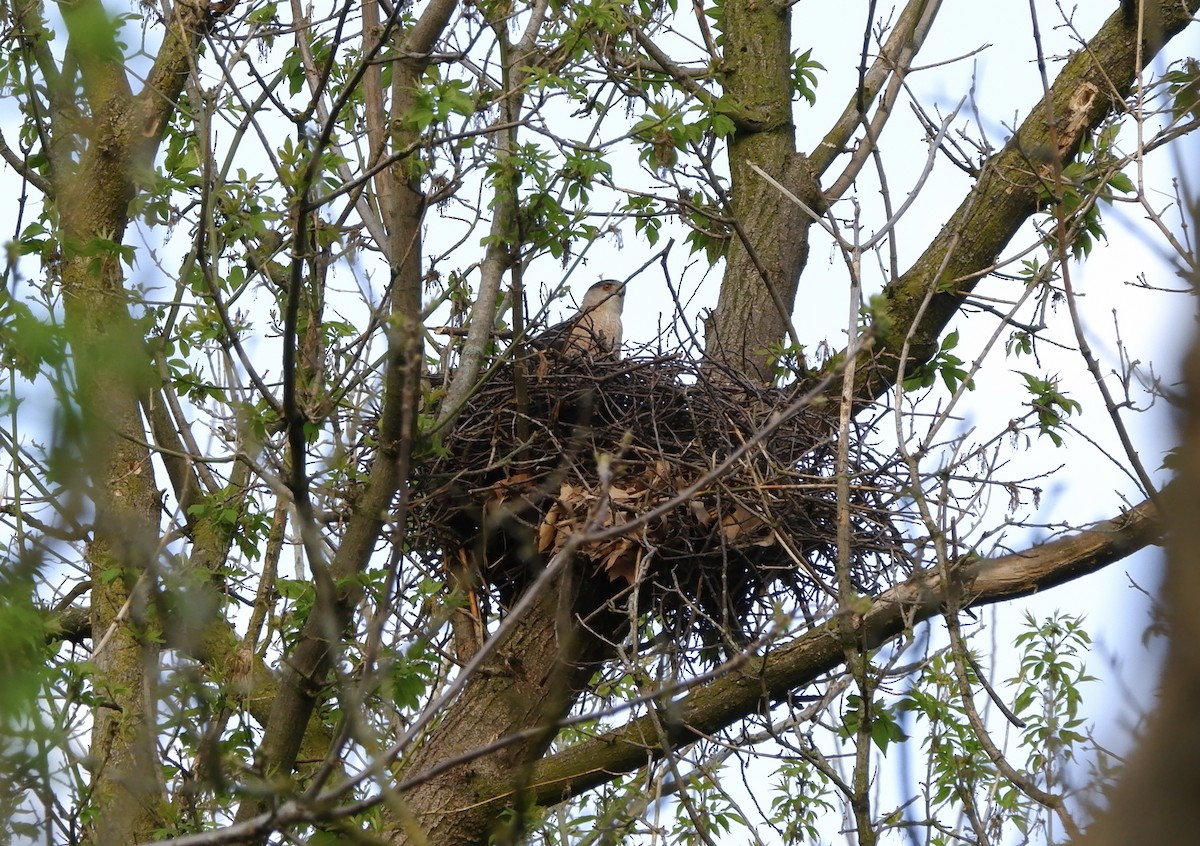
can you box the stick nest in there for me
[412,353,911,650]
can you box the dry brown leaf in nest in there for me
[557,481,586,509]
[492,472,532,496]
[599,538,640,585]
[538,483,579,554]
[533,349,551,380]
[649,458,673,488]
[537,502,562,553]
[607,485,638,503]
[721,503,773,546]
[537,479,654,579]
[488,473,536,514]
[542,515,580,556]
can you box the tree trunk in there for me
[50,1,214,839]
[387,562,615,845]
[704,0,822,384]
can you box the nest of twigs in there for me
[412,352,911,651]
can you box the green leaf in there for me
[0,577,48,720]
[791,48,825,106]
[1166,58,1200,122]
[1106,171,1134,196]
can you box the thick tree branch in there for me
[822,1,1200,400]
[133,0,213,149]
[521,495,1162,806]
[46,2,224,840]
[703,0,823,383]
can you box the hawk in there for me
[532,279,626,360]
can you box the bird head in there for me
[580,279,626,313]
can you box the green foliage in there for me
[902,329,975,394]
[859,292,894,337]
[791,48,824,105]
[769,758,836,843]
[890,614,1106,843]
[480,140,608,262]
[389,643,435,711]
[0,562,48,721]
[841,693,909,754]
[1016,371,1082,446]
[898,651,1019,830]
[561,149,613,203]
[58,0,125,63]
[670,772,745,843]
[0,292,64,380]
[10,220,58,268]
[632,100,736,173]
[1006,330,1034,358]
[409,67,478,132]
[1010,612,1096,774]
[277,578,317,649]
[625,195,664,246]
[281,44,310,97]
[187,488,273,562]
[62,234,137,273]
[1036,123,1134,259]
[1163,57,1200,122]
[1017,255,1059,288]
[680,197,731,263]
[766,339,808,386]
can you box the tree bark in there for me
[387,564,615,845]
[51,1,214,841]
[838,2,1199,399]
[703,0,822,384]
[521,496,1162,805]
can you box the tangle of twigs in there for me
[411,351,913,657]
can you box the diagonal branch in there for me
[820,1,1200,400]
[133,0,215,151]
[812,0,943,194]
[522,494,1162,806]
